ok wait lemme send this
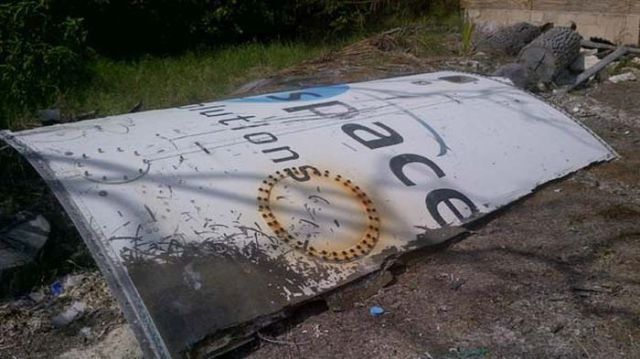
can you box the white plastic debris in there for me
[28,290,46,303]
[51,301,87,328]
[62,274,85,291]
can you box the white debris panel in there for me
[0,72,615,358]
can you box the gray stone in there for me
[609,72,637,83]
[584,55,600,70]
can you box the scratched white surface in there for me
[2,71,615,291]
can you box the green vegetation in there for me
[55,0,457,56]
[461,17,476,55]
[0,0,91,129]
[56,42,334,123]
[0,0,461,130]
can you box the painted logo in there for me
[232,85,350,103]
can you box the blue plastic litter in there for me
[50,280,63,296]
[369,306,384,316]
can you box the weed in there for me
[460,16,476,56]
[7,42,331,129]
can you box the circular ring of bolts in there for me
[257,167,380,262]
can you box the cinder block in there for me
[530,10,544,23]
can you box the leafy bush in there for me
[0,0,459,128]
[0,0,91,128]
[291,0,431,35]
[54,0,455,57]
[52,0,292,57]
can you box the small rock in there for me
[62,274,85,290]
[583,55,600,70]
[79,327,93,339]
[460,60,481,71]
[37,108,61,126]
[51,301,87,328]
[535,81,549,92]
[620,67,640,78]
[609,72,637,83]
[631,57,640,66]
[28,290,46,303]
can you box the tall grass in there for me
[7,42,332,129]
[461,17,476,55]
[60,42,331,118]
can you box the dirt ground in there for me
[1,27,639,359]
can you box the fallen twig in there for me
[380,27,402,36]
[257,332,309,346]
[0,343,16,350]
[582,40,640,55]
[567,46,628,91]
[575,339,592,359]
[571,286,611,294]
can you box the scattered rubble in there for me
[476,21,640,92]
[583,54,600,69]
[57,325,142,359]
[51,301,87,328]
[0,271,125,358]
[609,72,637,83]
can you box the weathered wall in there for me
[462,0,640,45]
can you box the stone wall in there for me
[462,0,640,45]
